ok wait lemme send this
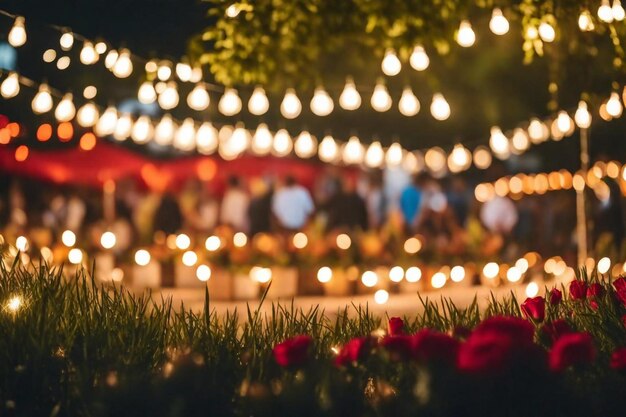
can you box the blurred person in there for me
[365,172,386,229]
[399,173,426,232]
[326,177,368,232]
[480,195,518,235]
[154,193,182,235]
[248,177,274,236]
[415,191,466,254]
[446,177,470,227]
[220,175,250,233]
[272,175,314,231]
[65,190,86,232]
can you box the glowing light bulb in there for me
[112,49,133,78]
[251,123,273,155]
[1,72,20,98]
[280,88,302,119]
[175,62,192,82]
[131,115,153,144]
[224,126,249,156]
[556,111,573,133]
[606,92,623,117]
[76,103,99,128]
[68,248,83,265]
[157,62,172,80]
[80,41,99,64]
[385,142,404,167]
[538,22,556,42]
[317,266,332,283]
[409,45,429,71]
[575,101,592,128]
[613,0,625,21]
[489,126,510,156]
[59,32,74,50]
[318,135,339,163]
[205,236,221,251]
[339,77,361,110]
[8,17,26,47]
[55,93,76,122]
[425,147,447,173]
[248,86,269,115]
[370,81,392,112]
[361,270,378,287]
[483,262,499,279]
[448,144,471,172]
[218,88,242,116]
[100,231,116,249]
[598,0,614,22]
[272,129,293,156]
[406,266,422,282]
[374,289,389,304]
[526,282,539,297]
[490,8,510,35]
[182,250,198,267]
[511,128,530,153]
[310,87,334,116]
[174,118,197,151]
[62,230,76,247]
[398,87,420,116]
[528,118,549,143]
[365,141,384,168]
[196,122,219,154]
[95,42,107,54]
[113,114,132,141]
[578,10,595,31]
[190,66,203,83]
[381,48,401,76]
[342,136,364,165]
[158,82,180,110]
[32,84,53,114]
[187,84,210,111]
[294,131,317,158]
[138,81,157,104]
[450,266,465,282]
[135,249,151,266]
[430,93,450,120]
[95,107,118,136]
[473,146,492,169]
[104,50,118,69]
[196,265,211,282]
[456,20,476,47]
[431,272,446,289]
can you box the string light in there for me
[54,93,76,122]
[61,230,76,247]
[374,289,389,304]
[174,118,197,151]
[409,45,429,71]
[196,265,211,282]
[56,56,71,70]
[83,85,97,99]
[248,86,269,115]
[370,81,392,112]
[456,20,476,47]
[131,115,153,143]
[528,118,549,143]
[138,81,157,104]
[361,271,378,287]
[272,129,293,156]
[430,93,450,120]
[175,62,192,82]
[381,48,401,76]
[218,88,242,116]
[613,0,625,21]
[100,231,116,249]
[598,0,614,23]
[489,127,510,156]
[510,128,530,153]
[342,136,364,165]
[187,84,210,111]
[405,266,422,282]
[385,142,404,166]
[134,249,151,266]
[398,87,420,116]
[317,266,332,283]
[538,21,556,42]
[32,84,53,114]
[339,77,361,110]
[575,101,592,128]
[251,123,273,155]
[158,82,180,110]
[1,72,19,98]
[80,41,99,64]
[318,135,339,163]
[196,122,219,154]
[112,113,132,141]
[489,8,510,35]
[68,248,83,265]
[280,88,302,119]
[104,50,118,69]
[8,17,27,47]
[95,42,107,54]
[112,49,133,78]
[606,92,623,117]
[431,272,447,289]
[365,141,384,168]
[95,107,118,136]
[310,87,334,116]
[157,62,172,80]
[578,10,595,31]
[59,31,74,50]
[425,147,447,173]
[473,146,492,169]
[294,131,317,158]
[76,102,99,127]
[450,266,465,282]
[448,144,472,172]
[182,251,198,267]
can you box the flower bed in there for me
[1,262,626,416]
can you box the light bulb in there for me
[409,45,429,71]
[365,141,384,168]
[59,32,74,50]
[55,93,76,122]
[448,144,471,172]
[538,22,556,42]
[131,115,153,144]
[8,17,26,47]
[196,122,219,154]
[154,114,177,146]
[1,72,20,98]
[578,10,595,31]
[490,8,510,35]
[606,92,623,117]
[426,147,449,173]
[294,131,317,158]
[272,129,293,156]
[339,78,361,110]
[104,50,118,69]
[511,128,530,153]
[280,88,302,119]
[32,84,53,114]
[187,84,210,111]
[575,101,592,128]
[473,146,492,169]
[385,142,404,167]
[157,62,172,80]
[402,151,422,173]
[381,48,401,76]
[398,87,420,116]
[174,118,197,151]
[112,49,133,78]
[251,123,273,155]
[218,88,242,116]
[456,20,476,47]
[95,42,107,54]
[137,81,156,104]
[489,126,510,155]
[112,114,132,141]
[318,135,339,163]
[80,41,99,64]
[310,87,334,116]
[613,0,625,21]
[76,102,99,127]
[248,86,269,115]
[224,126,249,156]
[100,231,116,249]
[556,111,573,133]
[190,67,203,83]
[175,62,192,82]
[430,93,450,120]
[598,0,614,22]
[342,136,364,165]
[370,81,392,112]
[158,82,179,110]
[528,118,549,143]
[95,107,118,136]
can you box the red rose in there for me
[273,335,312,367]
[472,316,535,345]
[521,297,546,323]
[569,281,588,300]
[388,317,405,336]
[549,288,562,305]
[411,329,459,365]
[613,277,626,306]
[587,283,605,298]
[381,335,412,361]
[610,347,626,371]
[334,336,375,367]
[541,319,573,344]
[549,332,595,372]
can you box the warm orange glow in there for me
[7,122,20,137]
[57,122,74,142]
[0,128,10,144]
[37,124,53,142]
[14,145,28,161]
[79,132,96,150]
[196,159,217,181]
[141,163,171,192]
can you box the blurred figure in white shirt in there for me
[220,175,250,233]
[272,175,314,231]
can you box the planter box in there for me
[266,267,299,299]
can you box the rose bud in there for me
[273,335,312,367]
[549,332,595,372]
[334,336,376,367]
[549,288,562,305]
[388,317,405,336]
[569,281,588,301]
[521,296,546,323]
